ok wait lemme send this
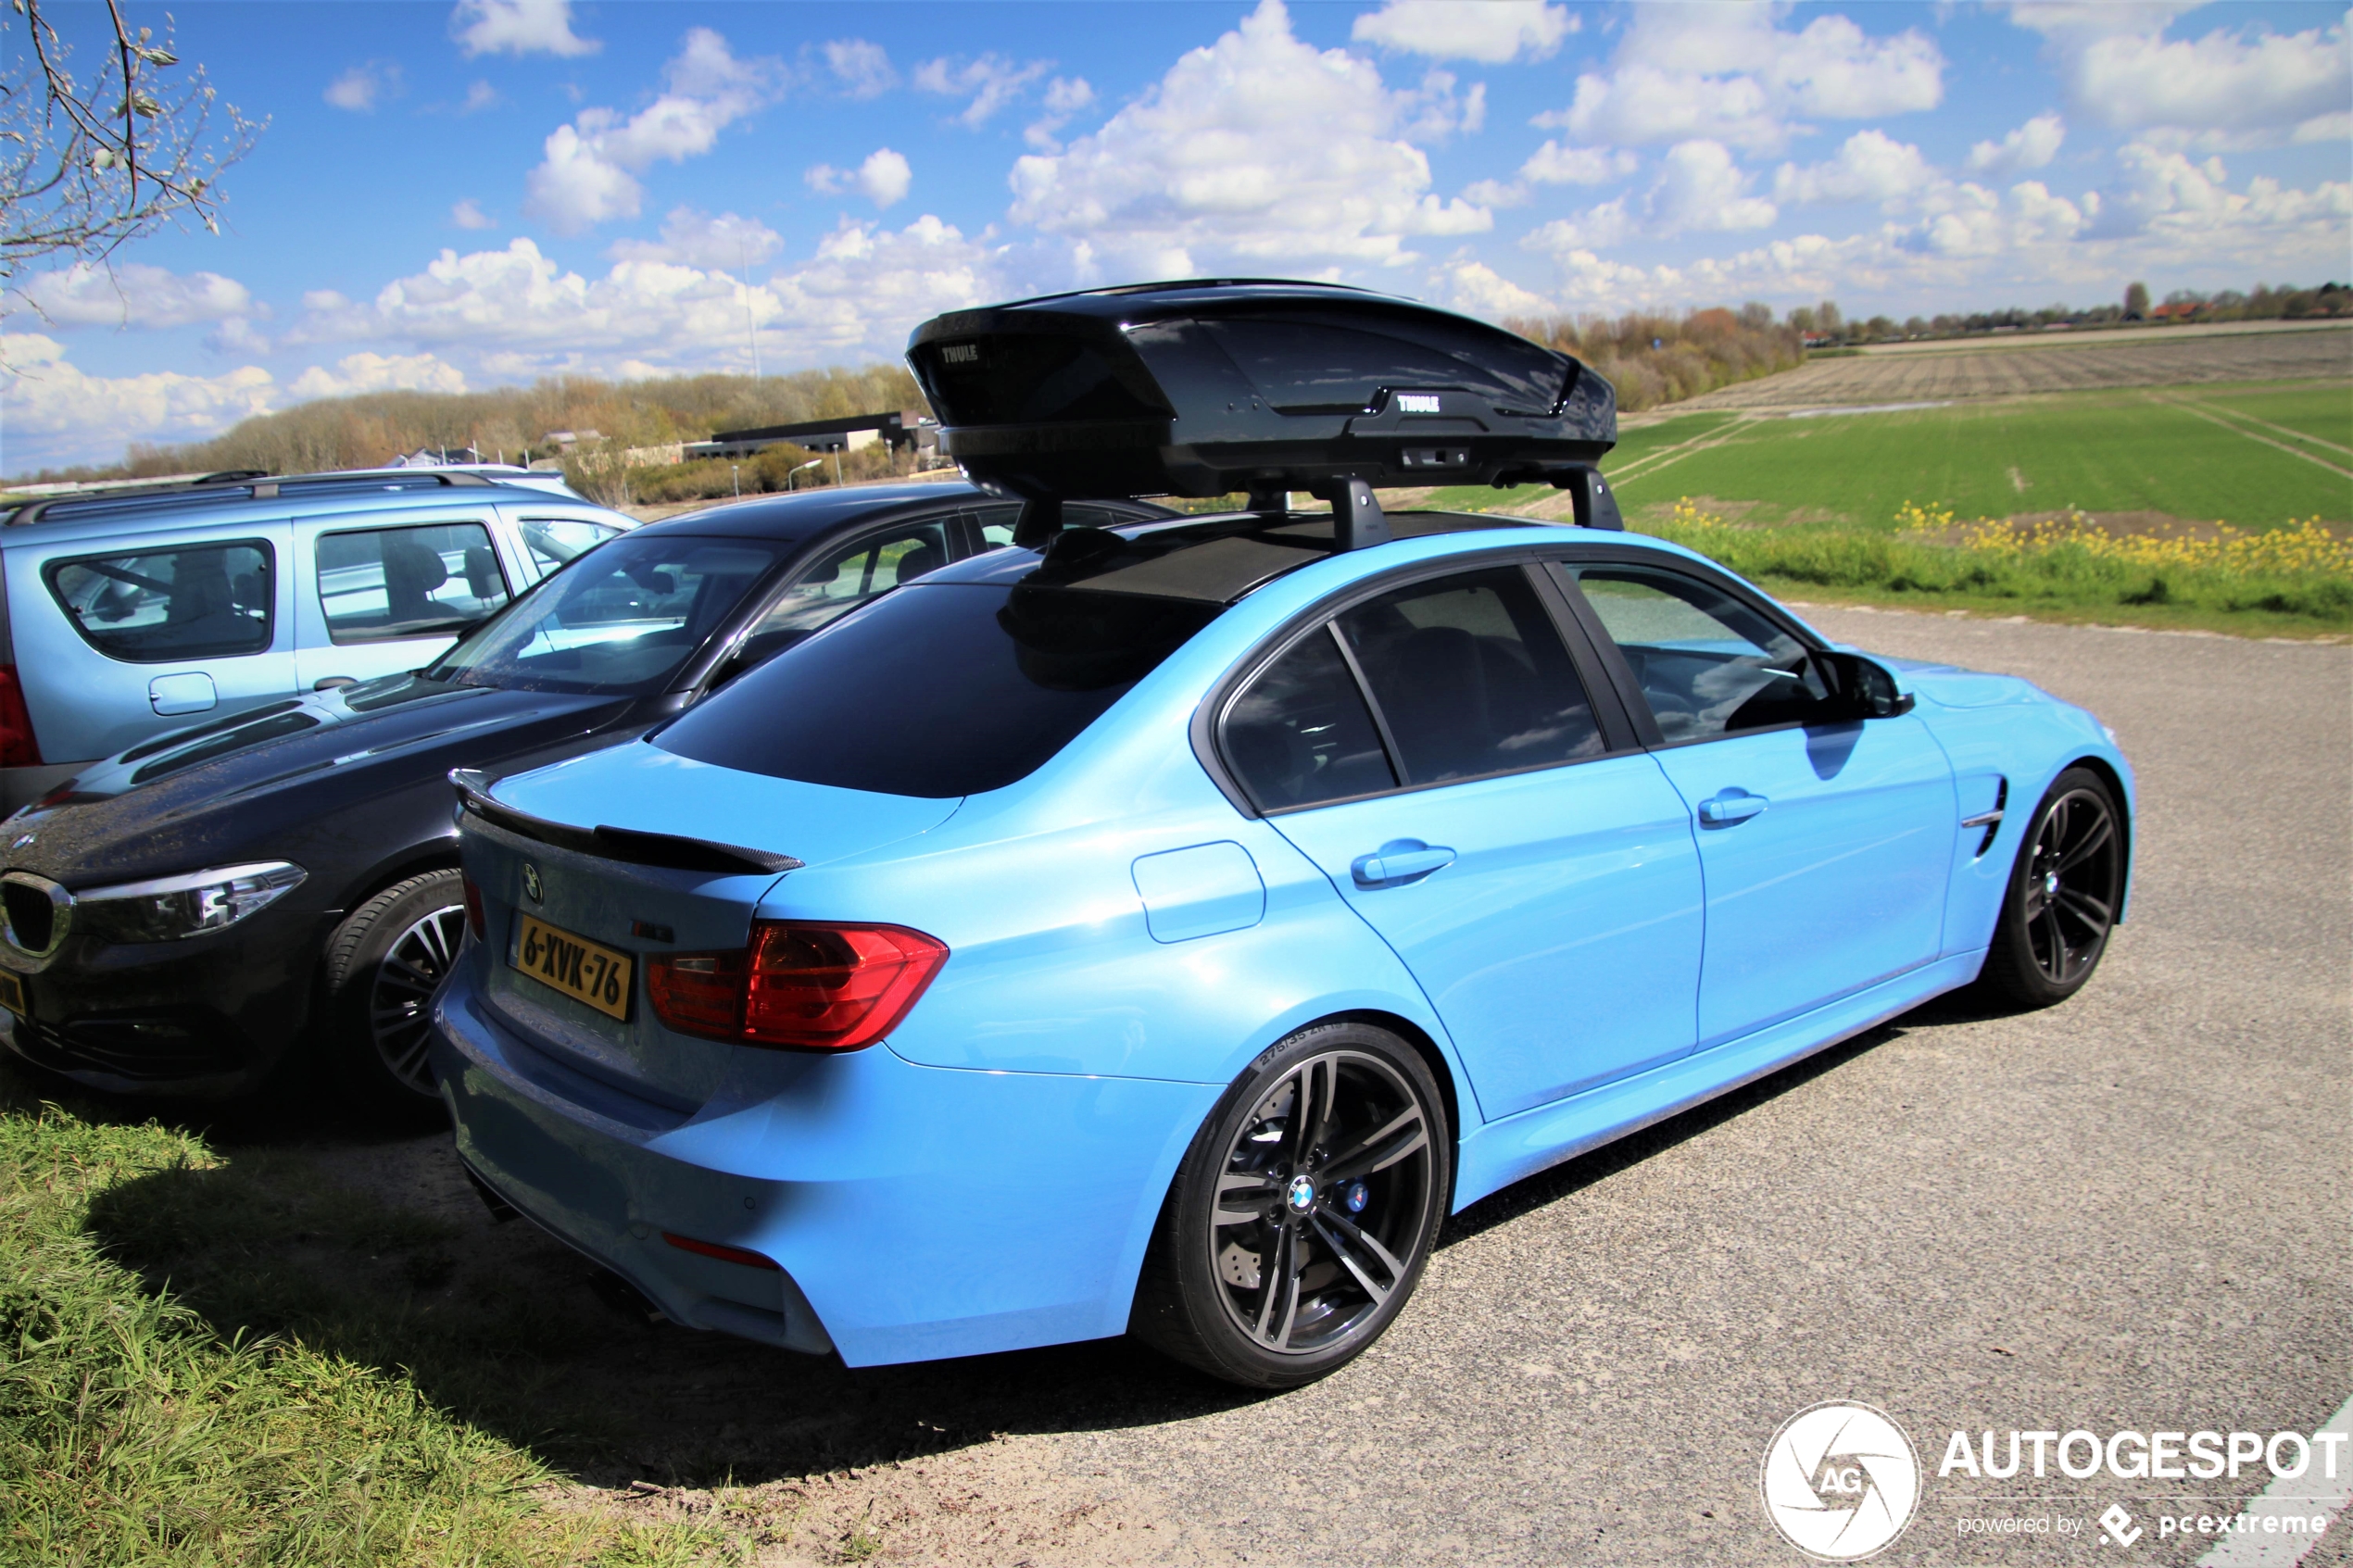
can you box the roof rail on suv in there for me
[2,467,502,528]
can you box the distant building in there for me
[686,410,924,461]
[539,430,603,453]
[389,446,484,467]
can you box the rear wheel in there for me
[321,870,466,1122]
[1131,1021,1449,1388]
[1972,767,2123,1009]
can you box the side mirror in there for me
[1815,650,1916,720]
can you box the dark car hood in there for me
[3,675,632,885]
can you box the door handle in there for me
[1697,791,1769,826]
[1351,840,1456,887]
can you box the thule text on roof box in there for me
[906,281,1617,508]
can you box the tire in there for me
[321,870,467,1122]
[1131,1021,1451,1389]
[1970,766,2125,1010]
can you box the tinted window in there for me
[317,522,510,644]
[974,504,1118,550]
[1569,565,1831,741]
[656,583,1219,797]
[520,517,621,576]
[1224,628,1396,810]
[426,533,785,696]
[45,540,274,662]
[1339,567,1603,784]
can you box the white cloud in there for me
[1525,197,1633,253]
[283,220,997,377]
[13,261,254,329]
[450,198,498,231]
[1649,139,1778,232]
[1025,76,1097,152]
[522,29,782,235]
[804,149,912,208]
[1352,1,1575,64]
[457,80,501,115]
[1430,258,1557,319]
[1965,112,2066,176]
[289,351,470,401]
[608,207,783,269]
[324,61,400,112]
[450,0,599,59]
[1008,0,1491,276]
[823,38,896,98]
[2081,143,2353,244]
[913,53,1054,128]
[1522,141,1639,185]
[2012,6,2350,149]
[1545,5,1944,153]
[1774,129,1936,208]
[1,333,278,469]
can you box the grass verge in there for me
[0,1085,738,1567]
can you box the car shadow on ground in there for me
[44,992,2007,1489]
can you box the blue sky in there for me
[4,0,2347,470]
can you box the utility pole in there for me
[740,238,762,381]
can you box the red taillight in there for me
[461,875,485,940]
[661,1232,781,1270]
[647,921,948,1051]
[0,665,41,769]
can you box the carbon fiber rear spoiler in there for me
[449,770,802,877]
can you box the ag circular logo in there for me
[1760,1401,1920,1562]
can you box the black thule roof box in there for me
[906,281,1617,510]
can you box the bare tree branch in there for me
[0,0,262,288]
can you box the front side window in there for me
[743,519,955,648]
[45,540,274,662]
[1567,564,1831,741]
[425,533,786,695]
[316,521,510,644]
[520,517,621,577]
[656,582,1220,797]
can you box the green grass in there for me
[2196,383,2353,453]
[0,1085,738,1567]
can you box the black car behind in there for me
[0,483,1166,1113]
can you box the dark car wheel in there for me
[1973,766,2124,1010]
[322,870,466,1120]
[1132,1021,1450,1389]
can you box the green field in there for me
[1438,379,2351,530]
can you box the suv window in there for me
[45,540,274,662]
[520,517,622,576]
[1567,564,1831,741]
[317,521,511,644]
[656,583,1219,797]
[1339,567,1603,784]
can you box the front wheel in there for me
[1131,1021,1450,1389]
[1971,766,2124,1010]
[321,870,467,1123]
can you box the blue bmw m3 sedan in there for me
[429,283,2133,1387]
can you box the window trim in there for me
[313,518,510,647]
[42,535,278,665]
[1544,549,1843,753]
[1193,552,1647,819]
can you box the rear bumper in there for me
[430,960,1219,1367]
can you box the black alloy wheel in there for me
[1974,766,2124,1009]
[1133,1022,1449,1388]
[322,870,468,1121]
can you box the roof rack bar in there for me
[4,465,501,526]
[1012,495,1063,549]
[1313,477,1390,551]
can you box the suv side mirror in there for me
[1815,650,1916,720]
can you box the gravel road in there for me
[296,607,2351,1566]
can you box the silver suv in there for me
[0,470,635,809]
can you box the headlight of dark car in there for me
[72,862,308,944]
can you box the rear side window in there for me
[44,540,274,662]
[656,583,1220,797]
[317,521,511,644]
[1224,629,1395,809]
[744,519,955,649]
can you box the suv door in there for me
[1221,561,1705,1121]
[1556,558,1955,1047]
[295,514,514,689]
[20,522,299,764]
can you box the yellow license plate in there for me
[511,914,633,1022]
[0,971,22,1019]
